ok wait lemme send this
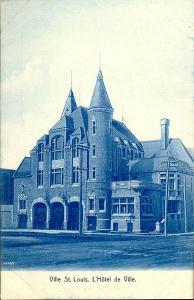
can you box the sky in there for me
[1,0,194,169]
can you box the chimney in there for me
[160,118,170,150]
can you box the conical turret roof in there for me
[61,89,77,117]
[89,70,113,110]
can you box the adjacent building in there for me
[12,70,194,233]
[0,168,15,228]
[129,119,194,232]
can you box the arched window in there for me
[72,138,79,158]
[38,143,44,162]
[92,116,96,134]
[51,136,64,160]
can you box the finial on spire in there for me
[78,83,81,105]
[121,105,124,123]
[70,70,72,89]
[99,50,101,70]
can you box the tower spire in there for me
[89,70,113,111]
[61,89,77,118]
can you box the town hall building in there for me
[13,70,194,233]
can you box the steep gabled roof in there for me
[112,119,143,150]
[130,156,194,175]
[50,114,73,131]
[14,157,31,178]
[70,106,88,132]
[141,140,161,158]
[187,148,194,161]
[142,138,194,168]
[89,70,113,110]
[61,89,77,117]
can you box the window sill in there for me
[50,184,64,188]
[141,213,154,216]
[112,213,134,216]
[72,183,79,186]
[37,185,43,189]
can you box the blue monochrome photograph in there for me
[1,2,194,298]
[1,67,194,271]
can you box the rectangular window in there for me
[89,198,94,211]
[141,197,153,214]
[127,197,135,213]
[92,121,96,134]
[92,167,96,179]
[19,199,26,209]
[169,179,174,190]
[168,200,178,213]
[37,170,44,186]
[92,145,96,156]
[99,198,105,211]
[72,167,79,184]
[120,204,127,213]
[72,139,79,158]
[160,173,166,190]
[112,197,134,214]
[38,144,44,162]
[51,168,64,185]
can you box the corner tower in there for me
[86,70,113,232]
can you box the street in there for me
[1,233,194,270]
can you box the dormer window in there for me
[72,138,79,158]
[38,143,44,162]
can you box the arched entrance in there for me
[33,203,47,229]
[67,201,79,230]
[49,202,64,230]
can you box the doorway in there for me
[33,203,47,229]
[49,202,64,230]
[67,202,79,230]
[87,216,97,231]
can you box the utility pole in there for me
[161,156,179,237]
[183,176,187,233]
[79,145,83,235]
[77,144,89,236]
[164,157,170,237]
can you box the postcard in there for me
[1,0,194,299]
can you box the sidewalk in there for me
[1,228,194,239]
